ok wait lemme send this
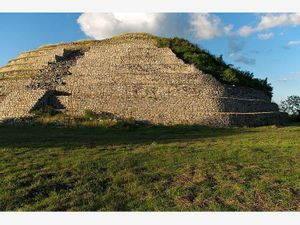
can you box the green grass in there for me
[0,123,299,211]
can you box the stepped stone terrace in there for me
[0,33,286,126]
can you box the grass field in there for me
[0,123,299,211]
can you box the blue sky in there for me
[0,13,299,103]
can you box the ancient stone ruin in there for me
[0,33,286,126]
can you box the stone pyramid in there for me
[0,33,285,126]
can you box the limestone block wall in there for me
[56,40,284,126]
[0,47,65,120]
[0,34,286,126]
[0,79,47,120]
[0,79,27,98]
[0,40,96,120]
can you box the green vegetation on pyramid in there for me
[155,37,273,98]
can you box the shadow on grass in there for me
[0,119,255,149]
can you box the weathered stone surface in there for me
[0,33,287,126]
[0,85,47,120]
[27,49,85,90]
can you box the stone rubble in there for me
[27,49,85,90]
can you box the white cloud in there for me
[238,13,300,37]
[77,13,300,42]
[77,13,166,39]
[257,14,300,30]
[257,32,274,40]
[285,40,300,48]
[189,14,233,39]
[78,13,235,40]
[238,25,254,37]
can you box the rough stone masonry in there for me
[0,33,286,126]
